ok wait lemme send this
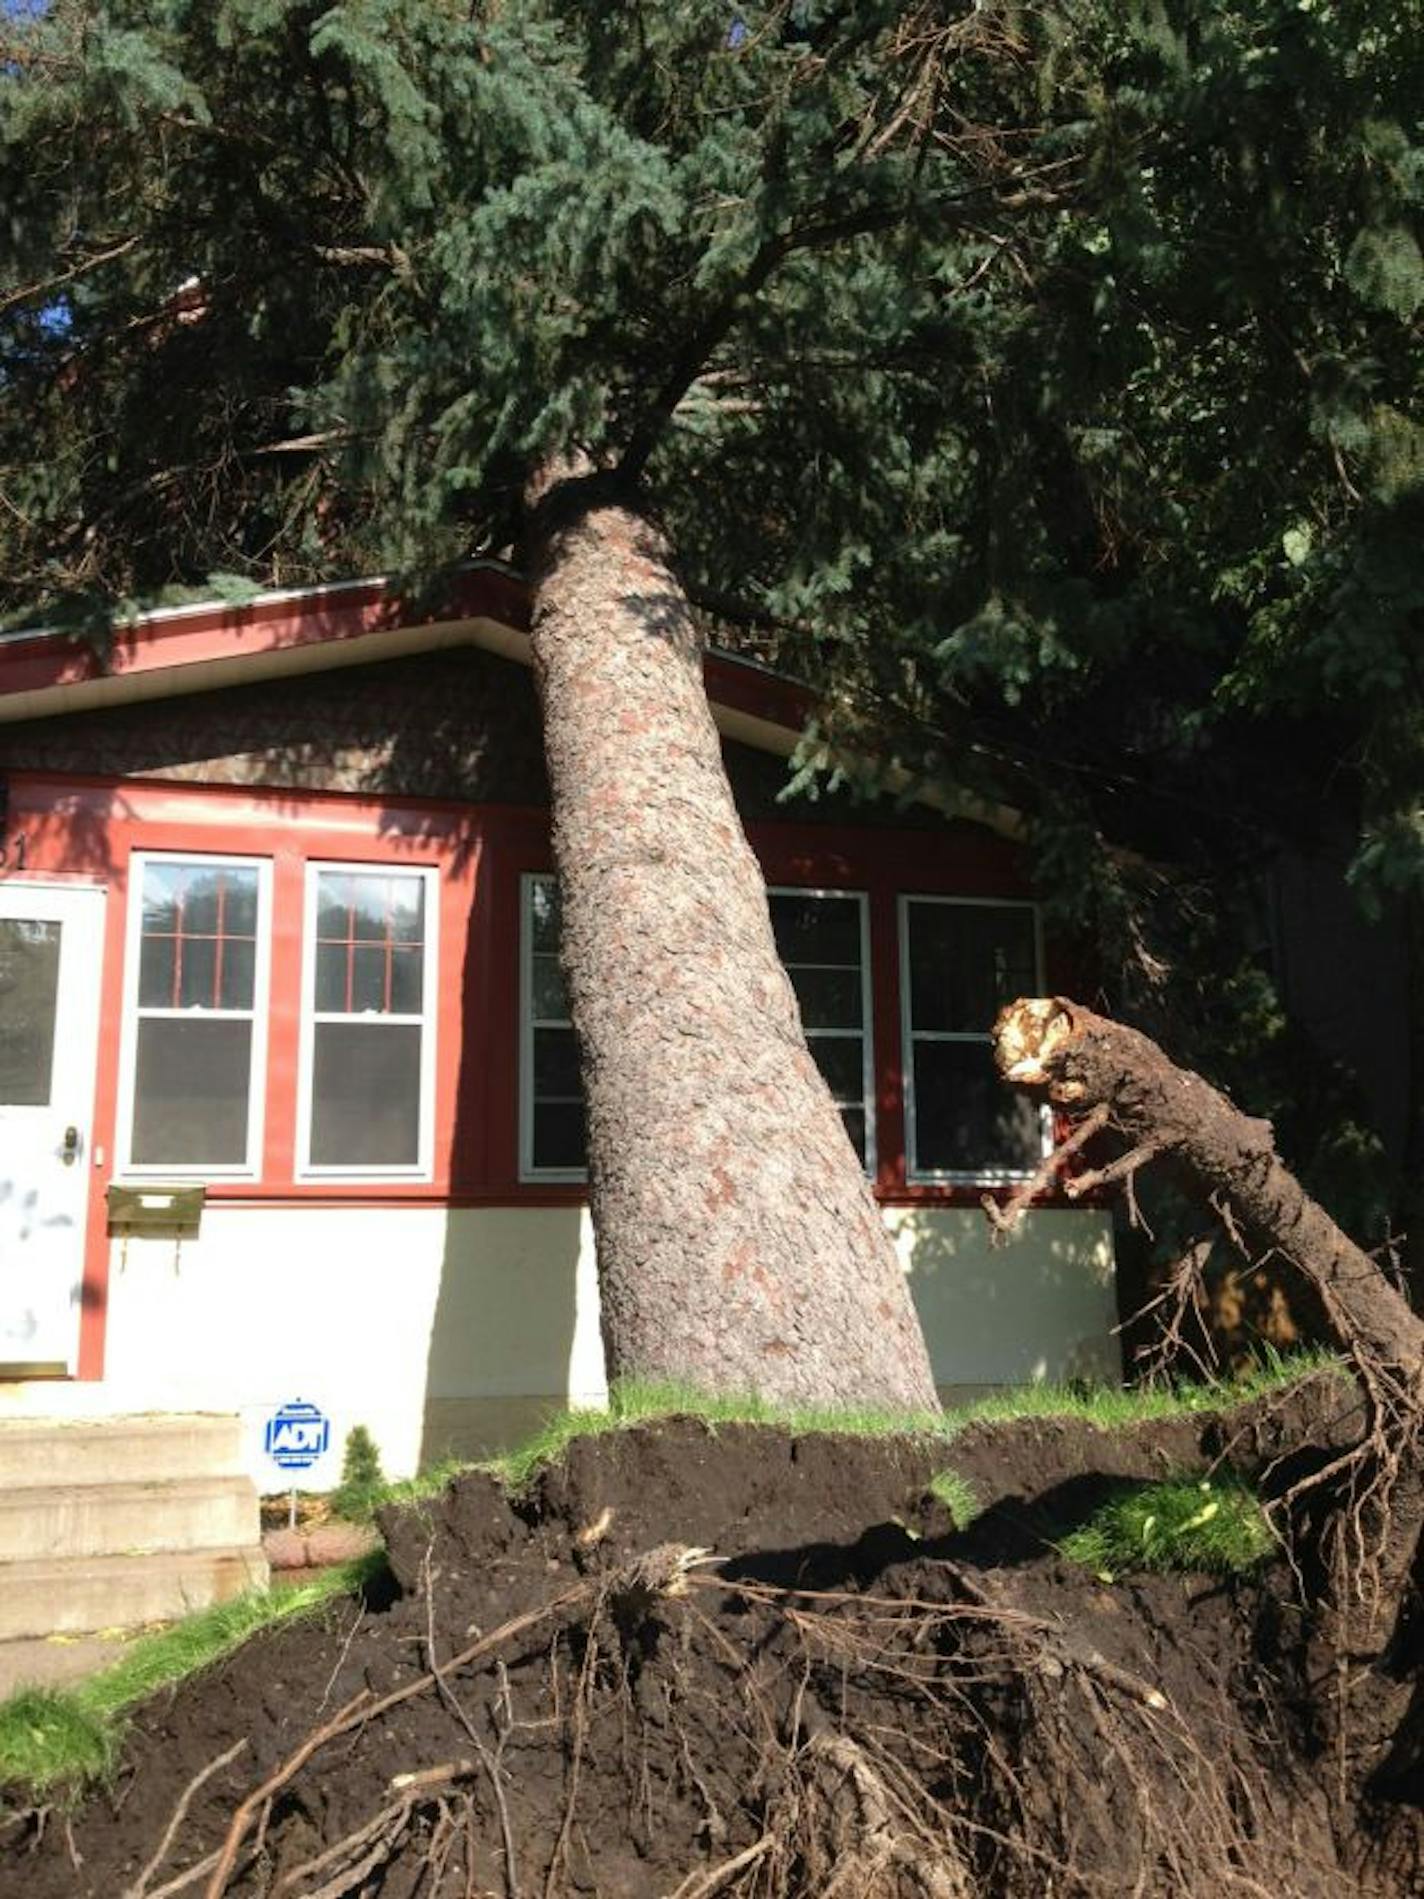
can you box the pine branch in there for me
[616,170,1075,482]
[0,237,138,317]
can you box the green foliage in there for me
[329,1423,387,1524]
[1059,1476,1276,1579]
[2,0,1420,1248]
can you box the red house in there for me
[0,567,1117,1485]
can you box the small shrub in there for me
[329,1425,387,1524]
[1059,1476,1276,1579]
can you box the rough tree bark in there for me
[992,996,1424,1630]
[524,469,939,1410]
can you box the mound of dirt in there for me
[3,1400,1420,1897]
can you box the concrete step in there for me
[0,1413,245,1489]
[0,1632,134,1700]
[0,1476,260,1562]
[0,1544,270,1643]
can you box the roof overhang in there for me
[0,566,1023,837]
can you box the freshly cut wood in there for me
[526,468,940,1410]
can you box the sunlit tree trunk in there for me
[525,470,940,1410]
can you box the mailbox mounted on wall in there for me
[107,1184,206,1240]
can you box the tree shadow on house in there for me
[886,1204,1122,1399]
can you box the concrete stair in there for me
[0,1414,269,1695]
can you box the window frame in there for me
[898,892,1050,1186]
[295,860,440,1182]
[115,849,273,1181]
[519,872,585,1184]
[767,884,876,1178]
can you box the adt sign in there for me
[264,1398,330,1474]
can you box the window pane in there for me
[770,893,861,965]
[839,1106,867,1167]
[316,872,355,937]
[789,965,862,1031]
[0,919,61,1107]
[388,879,424,943]
[389,945,424,1014]
[533,1026,581,1098]
[310,1022,421,1166]
[907,903,1037,1033]
[138,932,177,1009]
[141,862,188,933]
[139,862,258,1012]
[911,1040,1043,1175]
[315,941,347,1013]
[350,944,387,1013]
[533,1101,586,1172]
[220,940,256,1012]
[176,936,218,1010]
[529,878,561,953]
[530,952,567,1021]
[808,1035,865,1103]
[131,1018,252,1164]
[314,874,425,1016]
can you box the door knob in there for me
[60,1125,80,1166]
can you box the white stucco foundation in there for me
[0,1204,1116,1487]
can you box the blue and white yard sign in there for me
[264,1397,330,1474]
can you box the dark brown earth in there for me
[3,1387,1421,1897]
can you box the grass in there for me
[1058,1476,1277,1579]
[481,1349,1345,1489]
[927,1468,982,1528]
[0,1550,385,1801]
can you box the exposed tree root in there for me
[169,1544,1365,1896]
[991,995,1424,1668]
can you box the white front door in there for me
[0,883,105,1373]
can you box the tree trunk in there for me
[1398,892,1424,1298]
[993,996,1424,1623]
[524,470,940,1411]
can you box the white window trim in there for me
[519,872,585,1184]
[295,861,439,1181]
[115,850,273,1181]
[768,885,876,1178]
[898,893,1051,1186]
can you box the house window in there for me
[299,865,437,1174]
[120,853,269,1173]
[899,896,1047,1182]
[768,889,874,1171]
[519,877,875,1180]
[520,875,585,1179]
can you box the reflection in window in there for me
[768,890,873,1170]
[305,868,433,1170]
[521,876,585,1176]
[127,858,265,1167]
[901,898,1046,1179]
[0,919,61,1107]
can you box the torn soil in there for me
[4,1398,1421,1897]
